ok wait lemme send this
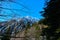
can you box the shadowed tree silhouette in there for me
[40,0,60,40]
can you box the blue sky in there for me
[0,0,45,21]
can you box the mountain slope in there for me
[0,16,39,35]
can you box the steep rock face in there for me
[10,24,42,40]
[0,16,38,35]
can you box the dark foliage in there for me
[40,0,60,40]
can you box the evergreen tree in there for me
[40,0,60,40]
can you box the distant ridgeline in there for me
[0,17,38,36]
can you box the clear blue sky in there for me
[0,0,45,21]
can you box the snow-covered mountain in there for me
[0,16,39,35]
[19,16,39,23]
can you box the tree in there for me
[40,0,60,40]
